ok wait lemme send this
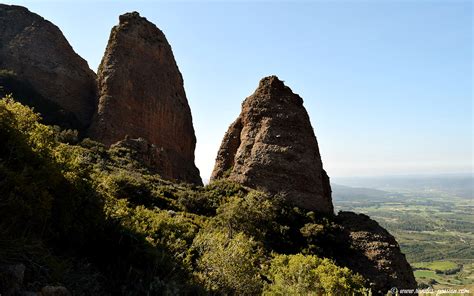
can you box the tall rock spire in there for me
[211,76,333,213]
[89,12,201,185]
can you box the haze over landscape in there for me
[6,0,472,180]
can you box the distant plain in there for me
[332,175,473,291]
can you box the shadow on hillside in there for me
[0,109,201,295]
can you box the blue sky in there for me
[6,0,473,180]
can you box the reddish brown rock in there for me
[0,4,97,128]
[211,76,333,213]
[89,12,201,185]
[335,212,417,294]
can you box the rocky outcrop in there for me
[0,71,82,129]
[88,12,201,185]
[335,212,417,295]
[211,76,333,213]
[0,4,97,129]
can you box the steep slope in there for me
[211,76,333,213]
[0,4,97,129]
[0,94,417,295]
[88,12,201,185]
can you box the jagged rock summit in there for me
[211,76,333,213]
[88,12,201,185]
[0,4,97,129]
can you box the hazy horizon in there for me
[5,0,473,180]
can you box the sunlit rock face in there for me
[89,12,201,185]
[211,76,333,213]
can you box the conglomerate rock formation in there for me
[336,212,418,294]
[211,76,333,213]
[0,4,97,129]
[210,77,417,293]
[88,12,201,185]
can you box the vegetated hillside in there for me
[0,96,368,295]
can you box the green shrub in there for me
[107,200,201,263]
[205,179,247,199]
[54,127,79,144]
[103,171,152,200]
[178,179,247,215]
[0,96,59,235]
[299,220,341,256]
[264,253,367,295]
[215,191,280,241]
[193,229,264,294]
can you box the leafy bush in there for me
[106,198,200,263]
[0,96,62,235]
[263,254,366,295]
[54,127,79,144]
[215,191,280,241]
[192,229,264,294]
[103,171,152,202]
[177,179,247,215]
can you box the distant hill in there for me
[332,175,473,199]
[331,184,393,202]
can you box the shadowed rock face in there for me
[111,137,202,185]
[88,12,201,185]
[211,76,333,213]
[0,4,97,129]
[335,212,417,295]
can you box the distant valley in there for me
[332,175,474,291]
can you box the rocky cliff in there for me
[88,12,201,185]
[0,4,97,129]
[211,76,417,293]
[336,212,418,294]
[211,76,333,213]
